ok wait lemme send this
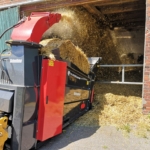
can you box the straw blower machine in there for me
[0,12,100,150]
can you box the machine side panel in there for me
[24,47,39,86]
[21,87,39,150]
[37,59,67,141]
[11,87,25,150]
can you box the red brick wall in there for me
[0,0,25,5]
[143,0,150,114]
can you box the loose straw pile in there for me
[75,84,150,137]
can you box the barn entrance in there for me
[20,0,149,136]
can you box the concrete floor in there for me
[39,124,150,150]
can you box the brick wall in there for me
[143,0,150,114]
[0,0,25,5]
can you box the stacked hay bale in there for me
[40,38,90,74]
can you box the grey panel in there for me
[88,57,101,69]
[0,90,13,113]
[21,124,36,150]
[11,87,25,150]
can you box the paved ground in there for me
[39,124,150,150]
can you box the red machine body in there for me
[11,12,61,43]
[37,59,67,141]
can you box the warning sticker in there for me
[49,60,54,66]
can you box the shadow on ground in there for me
[38,124,100,150]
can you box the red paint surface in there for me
[80,103,86,109]
[36,59,67,141]
[11,12,61,43]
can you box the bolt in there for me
[0,132,3,137]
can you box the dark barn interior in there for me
[84,0,145,29]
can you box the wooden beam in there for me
[107,11,145,22]
[83,4,113,27]
[83,5,105,20]
[99,5,145,15]
[93,0,143,7]
[111,18,145,24]
[112,21,145,27]
[21,0,107,12]
[21,0,143,11]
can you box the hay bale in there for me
[40,38,90,74]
